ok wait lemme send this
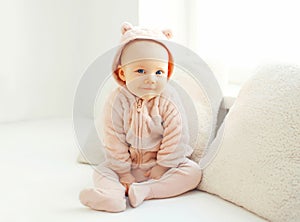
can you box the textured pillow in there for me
[199,64,300,222]
[78,67,214,164]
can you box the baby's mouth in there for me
[141,87,156,90]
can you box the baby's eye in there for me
[136,69,145,74]
[156,70,164,75]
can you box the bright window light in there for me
[139,0,300,94]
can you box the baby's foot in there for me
[128,184,151,208]
[79,188,126,213]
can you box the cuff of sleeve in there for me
[157,157,185,168]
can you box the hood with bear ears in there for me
[112,22,174,86]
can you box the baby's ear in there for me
[117,66,126,82]
[162,29,173,39]
[121,22,133,35]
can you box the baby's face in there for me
[120,59,168,100]
[118,40,169,100]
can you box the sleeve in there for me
[102,90,132,176]
[156,92,192,168]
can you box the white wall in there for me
[139,0,189,47]
[188,0,300,87]
[0,0,138,123]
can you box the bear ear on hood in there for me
[162,29,173,39]
[121,22,133,35]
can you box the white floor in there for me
[0,119,266,222]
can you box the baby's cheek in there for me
[157,79,168,90]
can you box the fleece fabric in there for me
[102,84,193,176]
[199,63,300,222]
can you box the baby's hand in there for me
[145,165,170,180]
[119,172,136,184]
[119,172,136,195]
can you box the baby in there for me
[79,22,202,212]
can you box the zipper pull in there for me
[137,98,143,112]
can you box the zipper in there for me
[136,98,143,166]
[136,98,143,113]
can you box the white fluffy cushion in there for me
[199,64,300,222]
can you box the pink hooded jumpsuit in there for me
[80,85,202,212]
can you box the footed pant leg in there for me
[79,165,126,212]
[128,159,202,207]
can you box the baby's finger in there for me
[144,170,151,177]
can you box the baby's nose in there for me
[144,74,156,84]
